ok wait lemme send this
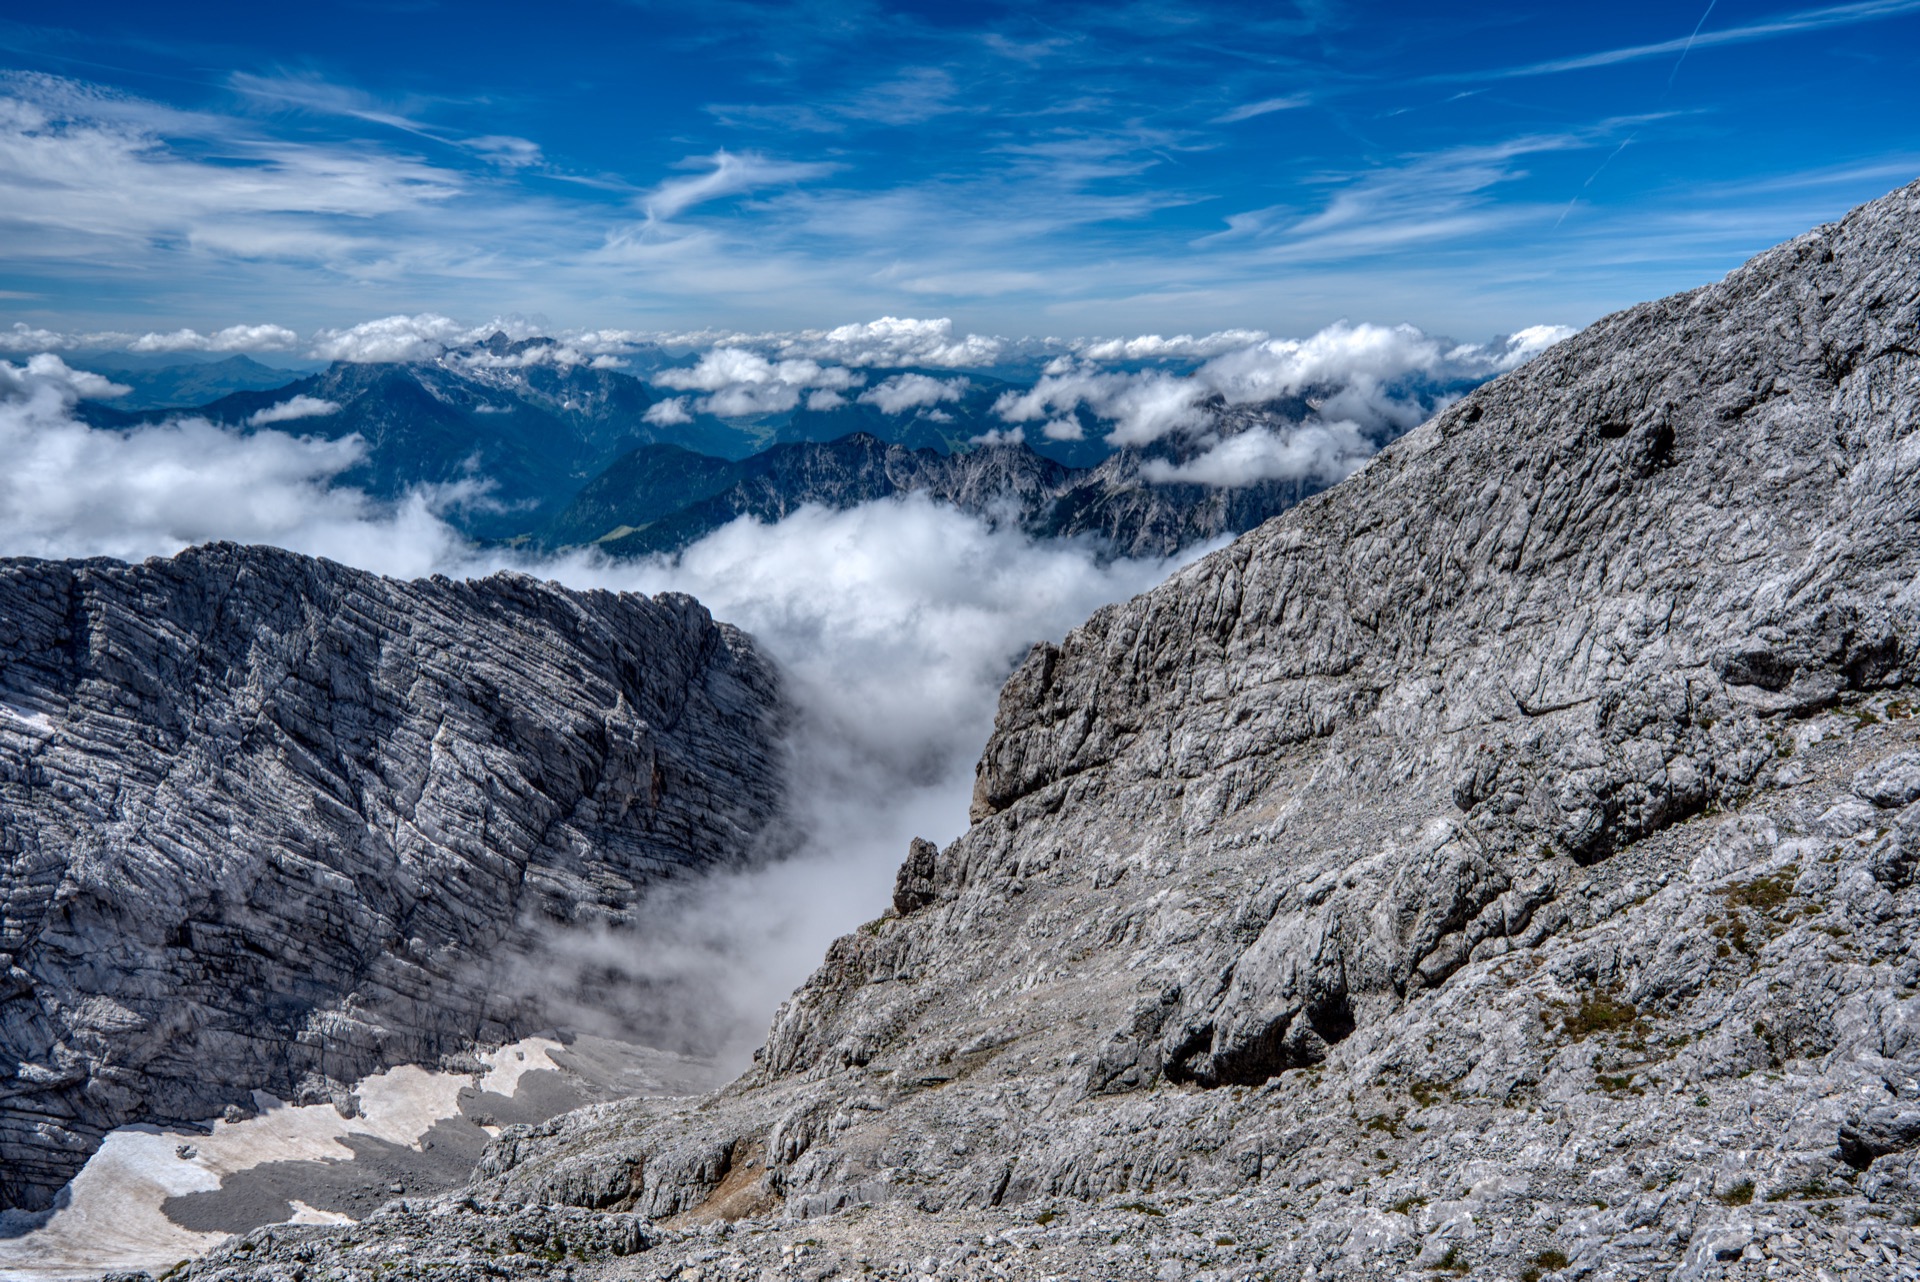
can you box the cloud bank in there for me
[0,356,468,573]
[1141,420,1377,488]
[0,322,300,355]
[12,312,1576,495]
[530,500,1195,1062]
[769,317,1007,369]
[1075,328,1272,361]
[310,314,483,363]
[1001,320,1577,485]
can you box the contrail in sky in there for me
[1670,0,1720,86]
[1555,134,1638,229]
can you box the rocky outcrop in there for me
[178,178,1920,1280]
[0,543,787,1212]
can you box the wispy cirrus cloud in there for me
[640,149,835,222]
[1448,0,1920,81]
[708,66,963,133]
[0,71,466,267]
[229,69,443,138]
[1212,94,1309,124]
[1,0,1914,341]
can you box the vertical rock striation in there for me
[0,542,787,1212]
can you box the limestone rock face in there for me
[0,543,786,1212]
[175,179,1920,1279]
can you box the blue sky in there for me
[2,0,1917,344]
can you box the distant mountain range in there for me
[543,429,1325,560]
[79,354,310,410]
[70,334,1386,554]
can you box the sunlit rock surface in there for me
[76,178,1920,1277]
[0,543,786,1212]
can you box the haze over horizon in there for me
[4,0,1918,346]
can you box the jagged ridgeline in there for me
[168,180,1920,1277]
[0,544,787,1212]
[540,427,1325,562]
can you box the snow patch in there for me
[0,1036,564,1282]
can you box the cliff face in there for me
[0,543,787,1212]
[177,179,1920,1279]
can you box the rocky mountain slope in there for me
[141,178,1920,1280]
[74,336,707,539]
[0,543,788,1214]
[547,428,1324,561]
[69,337,1051,543]
[175,345,675,538]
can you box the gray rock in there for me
[1854,750,1920,809]
[0,542,788,1212]
[1840,1105,1920,1169]
[139,178,1920,1279]
[891,837,940,916]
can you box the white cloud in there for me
[655,347,863,418]
[651,348,764,391]
[562,328,664,355]
[1128,322,1576,488]
[1077,329,1270,362]
[1451,324,1578,370]
[773,316,1006,369]
[0,356,468,574]
[0,73,465,275]
[1141,420,1376,488]
[506,497,1203,1064]
[1040,417,1084,441]
[453,343,600,372]
[0,322,301,355]
[0,324,95,354]
[309,314,478,363]
[127,324,301,354]
[969,426,1025,447]
[643,397,693,426]
[246,395,341,427]
[0,322,295,356]
[641,149,833,222]
[993,364,1210,446]
[464,134,542,168]
[1465,0,1920,81]
[1195,321,1447,407]
[857,372,969,414]
[1197,321,1576,433]
[654,347,859,393]
[8,353,128,400]
[996,320,1574,456]
[701,382,801,416]
[806,389,848,411]
[1212,95,1310,124]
